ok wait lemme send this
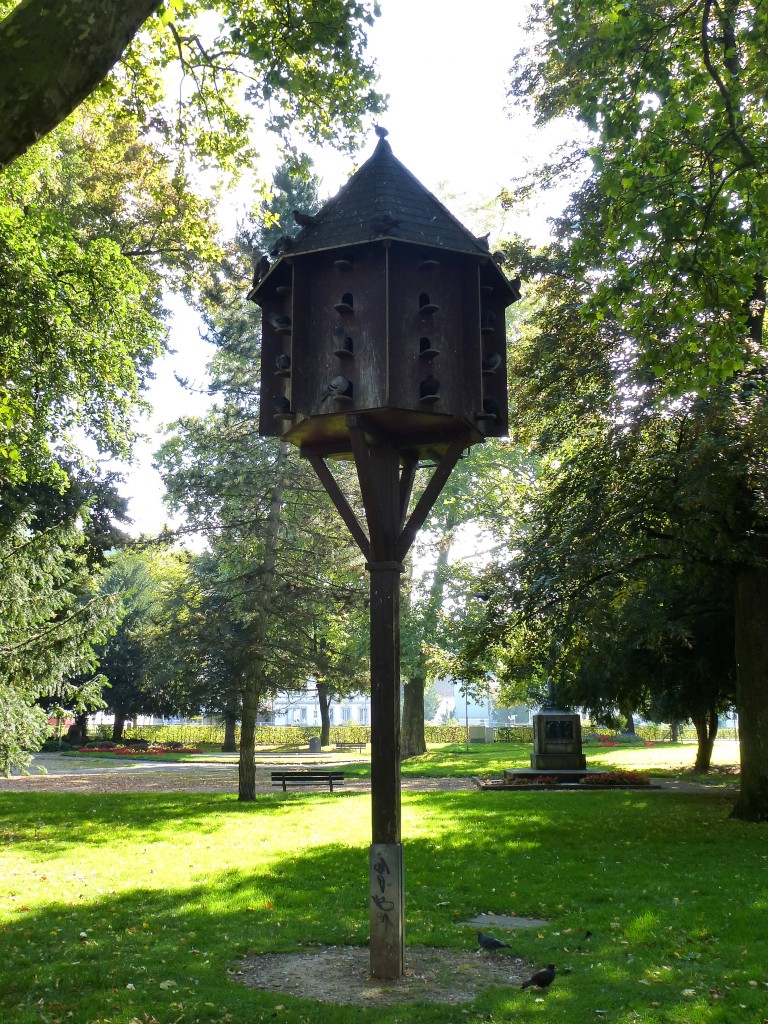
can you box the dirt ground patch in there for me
[235,944,530,1006]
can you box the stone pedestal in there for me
[531,708,586,770]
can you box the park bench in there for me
[270,770,345,793]
[335,741,366,753]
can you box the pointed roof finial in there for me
[374,124,389,139]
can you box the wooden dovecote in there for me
[251,135,520,460]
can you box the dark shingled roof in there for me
[287,136,494,258]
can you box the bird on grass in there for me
[477,931,510,952]
[320,375,352,403]
[521,964,556,990]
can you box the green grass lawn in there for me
[339,739,743,785]
[1,784,765,1024]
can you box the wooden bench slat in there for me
[270,771,345,793]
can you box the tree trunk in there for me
[670,720,680,742]
[400,676,426,760]
[238,444,287,801]
[622,712,636,735]
[0,0,163,168]
[317,681,332,746]
[692,708,719,772]
[400,529,454,760]
[111,709,126,742]
[238,678,259,801]
[730,556,768,821]
[221,710,238,753]
[75,711,89,744]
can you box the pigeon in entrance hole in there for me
[319,375,352,404]
[477,931,510,952]
[521,964,556,990]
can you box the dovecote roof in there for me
[275,137,513,295]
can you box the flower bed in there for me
[78,745,204,755]
[510,774,561,786]
[579,770,650,786]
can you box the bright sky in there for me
[119,0,565,536]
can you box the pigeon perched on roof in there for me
[374,124,389,138]
[477,931,510,952]
[521,964,556,990]
[320,375,352,404]
[270,234,294,257]
[370,213,402,236]
[251,253,270,288]
[293,209,318,228]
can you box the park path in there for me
[0,753,473,794]
[0,754,734,795]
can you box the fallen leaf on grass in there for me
[159,980,177,990]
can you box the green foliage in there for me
[0,100,221,489]
[512,0,768,391]
[0,512,117,774]
[0,0,385,170]
[477,0,768,816]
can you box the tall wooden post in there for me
[355,439,406,976]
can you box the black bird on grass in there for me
[521,964,556,990]
[477,931,510,952]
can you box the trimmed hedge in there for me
[102,721,737,748]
